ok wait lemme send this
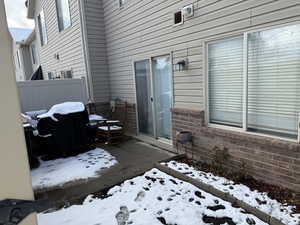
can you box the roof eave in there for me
[24,30,35,45]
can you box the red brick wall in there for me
[125,103,137,135]
[172,108,300,191]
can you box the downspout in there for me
[78,0,94,102]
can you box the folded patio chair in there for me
[97,101,127,144]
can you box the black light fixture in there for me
[176,59,188,71]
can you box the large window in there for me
[56,0,71,31]
[37,10,47,46]
[208,24,300,140]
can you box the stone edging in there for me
[155,163,285,225]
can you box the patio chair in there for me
[97,101,128,144]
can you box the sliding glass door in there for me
[152,56,172,139]
[134,55,172,140]
[134,60,154,136]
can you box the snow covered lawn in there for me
[163,160,300,225]
[31,148,117,190]
[38,168,267,225]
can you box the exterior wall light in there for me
[176,60,188,71]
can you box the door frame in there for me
[132,53,174,143]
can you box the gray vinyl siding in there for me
[30,40,40,73]
[83,0,110,102]
[102,0,300,110]
[13,43,25,82]
[34,0,87,80]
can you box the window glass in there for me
[134,60,154,136]
[56,0,71,31]
[247,24,300,138]
[207,24,300,140]
[38,10,47,46]
[208,37,244,127]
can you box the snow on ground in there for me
[38,168,267,225]
[163,160,300,225]
[89,114,105,121]
[31,148,117,190]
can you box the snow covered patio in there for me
[38,168,268,225]
[34,139,174,202]
[31,148,118,191]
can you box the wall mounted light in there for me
[176,59,188,71]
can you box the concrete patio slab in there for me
[34,139,175,204]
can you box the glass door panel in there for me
[134,60,154,136]
[152,56,172,140]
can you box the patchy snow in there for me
[38,102,85,121]
[38,168,267,225]
[31,148,117,190]
[98,125,122,131]
[163,161,300,225]
[89,114,105,121]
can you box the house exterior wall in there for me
[101,0,300,190]
[0,1,37,224]
[34,0,87,80]
[12,42,26,81]
[83,0,110,103]
[29,39,40,73]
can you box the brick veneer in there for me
[172,108,300,191]
[124,103,137,135]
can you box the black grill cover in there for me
[37,108,94,158]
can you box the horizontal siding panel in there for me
[85,0,110,102]
[101,0,300,108]
[35,0,87,81]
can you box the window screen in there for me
[247,24,300,138]
[208,37,244,127]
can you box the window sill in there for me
[207,123,299,144]
[58,25,72,34]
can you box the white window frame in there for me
[37,9,48,46]
[205,24,300,143]
[56,0,72,32]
